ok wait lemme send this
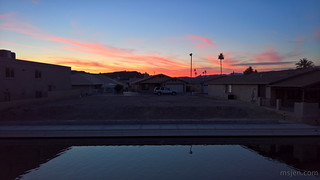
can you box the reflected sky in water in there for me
[16,145,319,180]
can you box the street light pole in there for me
[190,53,193,78]
[218,53,224,75]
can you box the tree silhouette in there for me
[295,58,314,69]
[243,66,257,75]
[114,84,123,93]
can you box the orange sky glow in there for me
[1,1,319,77]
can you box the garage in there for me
[165,84,184,93]
[163,78,186,93]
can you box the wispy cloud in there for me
[187,35,215,47]
[0,12,15,19]
[252,45,301,63]
[287,35,305,43]
[227,45,301,72]
[313,27,320,42]
[0,13,190,76]
[54,59,108,68]
[231,61,294,66]
[31,0,39,4]
[254,46,281,62]
[0,14,47,38]
[186,35,216,49]
[195,43,206,49]
[209,46,300,73]
[0,41,49,50]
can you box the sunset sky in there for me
[1,0,320,77]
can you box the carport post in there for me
[302,88,305,102]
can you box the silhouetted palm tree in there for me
[243,66,257,75]
[295,58,314,69]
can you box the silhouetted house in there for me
[71,72,102,95]
[206,68,317,105]
[180,75,222,93]
[132,74,186,93]
[267,69,320,122]
[94,74,126,93]
[268,69,320,107]
[71,73,125,95]
[0,50,72,102]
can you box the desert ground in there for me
[0,94,285,125]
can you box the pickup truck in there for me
[154,87,177,95]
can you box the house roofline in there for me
[132,74,171,84]
[2,58,71,69]
[162,77,188,84]
[268,68,319,86]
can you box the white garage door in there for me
[165,84,184,93]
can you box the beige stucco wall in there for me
[0,58,71,102]
[208,84,258,102]
[208,85,226,99]
[232,85,258,102]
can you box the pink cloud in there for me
[313,27,320,42]
[288,35,305,43]
[32,0,39,4]
[0,15,48,38]
[253,45,301,63]
[187,35,216,47]
[294,36,305,43]
[226,46,300,72]
[254,46,281,62]
[195,43,206,49]
[0,41,49,50]
[126,55,189,69]
[47,36,126,54]
[0,13,191,76]
[54,59,108,68]
[0,13,15,19]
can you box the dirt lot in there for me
[0,94,283,123]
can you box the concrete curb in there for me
[0,123,319,138]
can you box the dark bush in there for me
[114,84,123,93]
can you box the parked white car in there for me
[154,87,177,95]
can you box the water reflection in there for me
[245,144,320,172]
[0,141,70,180]
[0,137,319,180]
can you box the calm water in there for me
[1,138,319,180]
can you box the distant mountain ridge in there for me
[102,71,149,80]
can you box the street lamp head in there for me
[190,53,192,56]
[218,53,224,60]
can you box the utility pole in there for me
[190,53,193,77]
[218,53,224,75]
